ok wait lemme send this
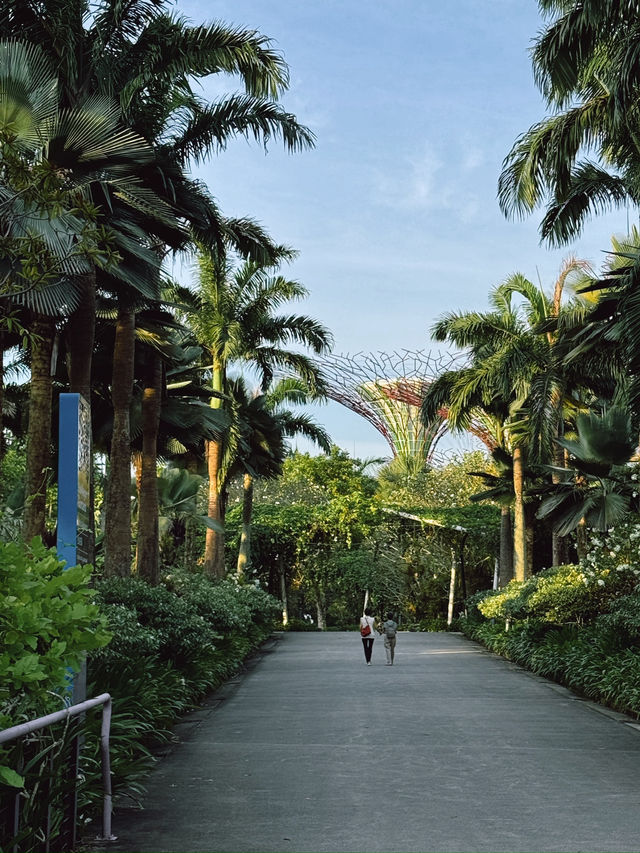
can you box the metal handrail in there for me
[0,693,115,842]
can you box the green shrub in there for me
[477,580,531,621]
[475,563,632,626]
[599,592,640,642]
[525,565,603,624]
[0,538,110,850]
[0,539,110,728]
[95,576,221,665]
[283,617,318,631]
[462,605,640,719]
[86,572,280,813]
[416,615,452,631]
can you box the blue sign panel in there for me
[56,393,92,568]
[56,393,92,704]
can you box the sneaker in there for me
[367,661,371,666]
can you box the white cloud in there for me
[372,139,484,224]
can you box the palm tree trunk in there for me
[447,548,457,626]
[204,358,225,577]
[135,352,162,585]
[204,436,224,576]
[512,444,528,582]
[66,271,96,559]
[551,410,569,566]
[525,503,535,578]
[499,505,514,586]
[104,307,135,577]
[236,472,254,580]
[575,518,589,562]
[23,315,56,541]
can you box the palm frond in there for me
[173,94,315,163]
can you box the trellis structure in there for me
[315,350,461,464]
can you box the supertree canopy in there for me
[314,350,461,465]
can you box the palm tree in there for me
[154,466,218,570]
[127,308,228,583]
[468,447,515,586]
[422,266,594,581]
[560,232,640,423]
[222,376,331,581]
[0,40,165,541]
[498,1,640,245]
[537,407,638,558]
[2,2,316,565]
[188,253,332,577]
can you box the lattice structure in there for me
[315,350,462,462]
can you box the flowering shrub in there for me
[462,517,640,720]
[476,521,640,627]
[580,521,640,587]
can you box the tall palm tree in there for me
[0,40,165,541]
[2,1,316,565]
[467,447,515,586]
[222,376,331,581]
[422,267,593,581]
[560,233,640,422]
[188,253,332,577]
[498,0,640,245]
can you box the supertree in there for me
[314,350,462,466]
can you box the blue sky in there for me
[177,0,627,460]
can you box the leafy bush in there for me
[462,550,640,719]
[476,562,636,626]
[415,615,452,631]
[464,615,640,717]
[283,617,318,631]
[85,573,281,813]
[525,565,605,623]
[598,592,640,643]
[0,538,110,850]
[0,539,110,726]
[94,576,220,665]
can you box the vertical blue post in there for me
[57,393,80,570]
[57,393,92,569]
[56,392,92,846]
[57,392,91,704]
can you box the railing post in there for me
[0,694,115,848]
[99,697,115,841]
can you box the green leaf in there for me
[0,765,25,788]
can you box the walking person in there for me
[382,611,398,665]
[360,608,377,665]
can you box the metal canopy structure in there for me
[315,349,461,462]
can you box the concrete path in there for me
[110,631,640,852]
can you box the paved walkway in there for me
[110,631,640,852]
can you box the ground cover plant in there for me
[461,522,640,717]
[0,539,110,850]
[0,550,281,852]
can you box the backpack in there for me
[384,620,397,638]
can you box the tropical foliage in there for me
[9,0,640,848]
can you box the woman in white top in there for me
[359,608,377,665]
